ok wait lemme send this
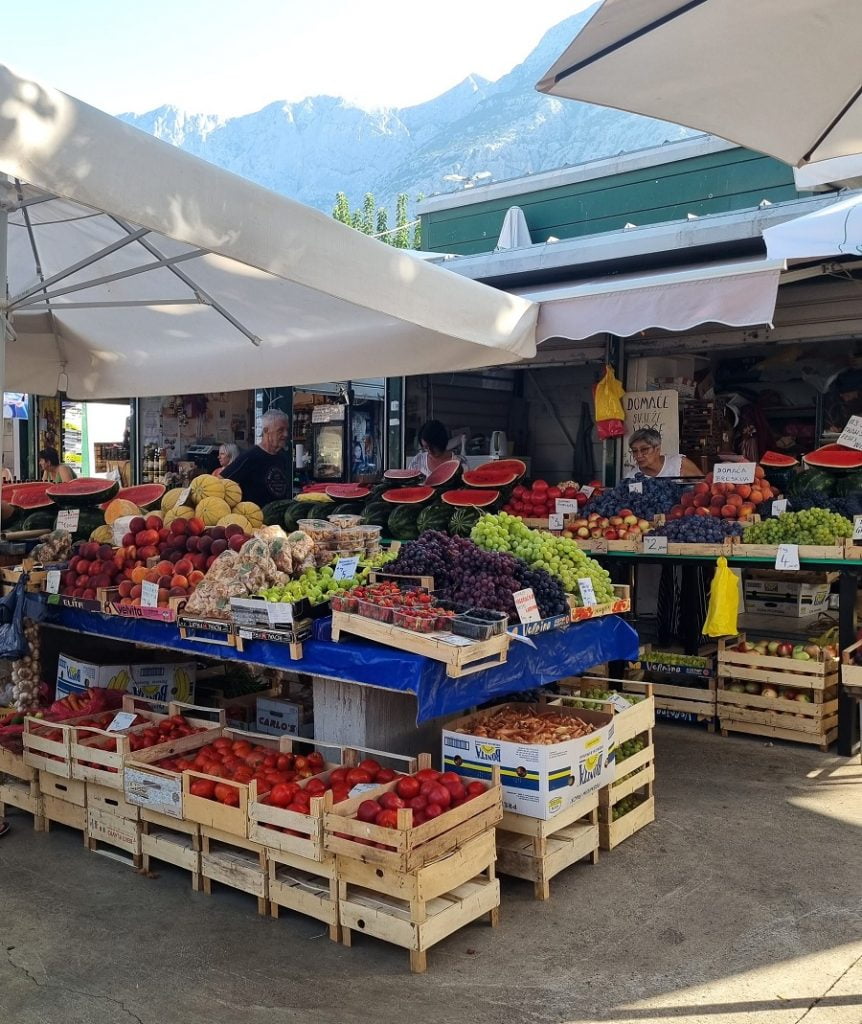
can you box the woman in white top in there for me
[407,420,465,479]
[627,428,702,479]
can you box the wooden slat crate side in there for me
[42,794,88,833]
[0,777,42,817]
[200,827,269,912]
[496,818,599,892]
[141,825,201,881]
[38,771,86,807]
[717,636,838,689]
[86,781,141,820]
[499,789,599,839]
[599,796,656,850]
[717,687,837,715]
[720,719,837,749]
[269,861,339,934]
[719,704,839,736]
[182,771,256,837]
[86,807,142,862]
[0,744,37,781]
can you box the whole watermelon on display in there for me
[388,505,420,540]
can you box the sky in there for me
[2,0,595,118]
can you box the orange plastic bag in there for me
[702,557,739,637]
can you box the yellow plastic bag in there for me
[702,557,739,637]
[594,365,625,422]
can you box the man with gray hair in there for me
[222,409,291,506]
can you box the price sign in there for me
[348,783,380,798]
[609,693,632,713]
[577,578,597,606]
[176,487,191,507]
[854,515,862,541]
[775,543,800,571]
[548,513,564,531]
[592,539,609,554]
[334,556,360,581]
[643,535,668,554]
[837,414,862,451]
[105,711,138,733]
[628,482,643,494]
[555,498,579,515]
[513,587,541,623]
[141,580,159,607]
[771,499,788,515]
[712,462,756,485]
[56,508,79,532]
[580,485,595,499]
[266,601,294,626]
[46,570,61,594]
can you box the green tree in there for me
[362,193,376,235]
[332,191,351,225]
[411,193,424,250]
[351,209,364,231]
[376,208,389,240]
[393,193,410,249]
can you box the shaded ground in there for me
[1,725,860,1024]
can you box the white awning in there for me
[0,65,537,400]
[511,259,784,343]
[764,193,862,260]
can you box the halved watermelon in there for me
[103,483,166,510]
[380,486,435,504]
[423,461,462,488]
[802,443,862,470]
[383,468,423,484]
[7,482,56,510]
[441,489,500,507]
[759,451,798,468]
[461,459,526,488]
[325,483,372,500]
[46,477,120,508]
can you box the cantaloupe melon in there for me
[104,498,141,524]
[233,501,263,528]
[218,514,252,533]
[89,525,115,544]
[190,474,225,503]
[222,479,242,508]
[164,505,195,525]
[161,487,187,512]
[195,497,231,526]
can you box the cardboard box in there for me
[742,571,833,618]
[442,703,615,820]
[55,654,196,703]
[255,697,309,737]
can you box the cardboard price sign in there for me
[837,415,862,452]
[775,544,800,571]
[772,499,788,516]
[334,556,359,581]
[628,481,643,494]
[140,580,159,608]
[555,498,579,515]
[548,513,564,531]
[580,485,595,498]
[266,601,294,626]
[46,570,61,594]
[513,587,541,623]
[854,515,862,541]
[56,508,79,532]
[577,577,597,606]
[105,711,138,733]
[643,535,668,554]
[712,462,756,485]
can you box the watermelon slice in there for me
[441,489,500,507]
[423,461,462,488]
[383,468,423,484]
[45,477,120,508]
[380,486,435,504]
[104,483,166,510]
[6,482,56,510]
[461,459,526,488]
[759,451,799,468]
[324,483,372,500]
[802,443,862,470]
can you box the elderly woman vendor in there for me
[626,428,702,479]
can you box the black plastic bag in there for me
[0,577,29,660]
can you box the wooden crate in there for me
[337,830,500,974]
[87,781,140,821]
[0,565,48,595]
[177,614,236,647]
[39,771,86,807]
[717,635,839,691]
[330,611,509,678]
[324,761,502,873]
[269,848,339,941]
[553,680,655,745]
[840,639,862,700]
[0,741,37,781]
[625,654,717,730]
[569,583,631,623]
[24,713,108,778]
[495,790,599,900]
[0,776,45,829]
[733,543,846,560]
[140,810,201,891]
[200,825,268,916]
[42,793,88,837]
[598,730,656,850]
[87,807,142,866]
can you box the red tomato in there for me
[374,808,399,828]
[358,758,381,778]
[286,801,308,813]
[396,776,420,800]
[330,785,350,804]
[214,783,239,805]
[328,767,348,785]
[427,784,451,809]
[244,750,266,768]
[231,741,253,758]
[304,778,327,796]
[443,781,466,804]
[414,768,440,783]
[189,778,215,799]
[233,767,254,784]
[263,754,278,769]
[466,781,488,797]
[357,800,380,823]
[276,753,295,771]
[439,771,462,786]
[378,792,405,811]
[424,802,443,819]
[345,767,372,787]
[407,794,428,811]
[213,737,233,752]
[307,751,325,769]
[293,756,308,772]
[375,767,397,784]
[270,783,295,808]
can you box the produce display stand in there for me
[624,650,717,730]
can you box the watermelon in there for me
[383,468,423,484]
[105,483,165,510]
[788,468,834,495]
[802,443,862,470]
[388,505,420,540]
[833,471,862,496]
[7,482,56,510]
[448,507,481,536]
[324,484,372,500]
[416,503,451,533]
[461,459,526,488]
[441,489,500,508]
[330,502,363,517]
[262,499,294,527]
[45,478,119,508]
[381,486,435,504]
[759,451,798,468]
[423,461,462,488]
[22,510,57,531]
[360,505,389,527]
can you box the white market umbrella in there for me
[0,65,537,401]
[495,207,532,251]
[764,192,862,259]
[537,0,862,168]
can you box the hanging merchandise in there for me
[702,557,740,638]
[593,365,626,440]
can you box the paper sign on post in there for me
[555,499,579,515]
[854,515,862,540]
[548,513,564,531]
[577,578,597,606]
[837,415,862,451]
[580,485,595,498]
[513,587,541,623]
[140,580,159,607]
[643,535,668,554]
[609,694,632,712]
[772,499,788,515]
[105,711,138,733]
[712,462,756,485]
[56,508,79,532]
[46,570,61,594]
[334,556,359,581]
[775,544,800,571]
[628,481,643,494]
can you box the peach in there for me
[170,574,188,590]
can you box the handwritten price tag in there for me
[580,485,595,498]
[628,481,643,494]
[513,587,541,623]
[141,580,159,607]
[775,543,800,571]
[548,513,564,531]
[349,783,380,798]
[555,499,579,515]
[609,694,632,712]
[46,570,61,594]
[837,414,862,451]
[334,556,359,581]
[643,535,668,554]
[105,711,138,733]
[772,499,788,515]
[56,508,79,532]
[266,601,294,626]
[577,578,597,606]
[592,539,608,554]
[712,462,756,485]
[854,515,862,541]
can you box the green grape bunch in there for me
[742,508,852,546]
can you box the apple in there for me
[590,528,604,539]
[600,518,610,529]
[804,644,821,660]
[577,526,590,538]
[623,514,638,526]
[761,686,779,698]
[619,508,634,518]
[767,641,780,655]
[776,643,793,657]
[795,692,812,703]
[638,519,650,532]
[609,516,623,527]
[604,529,618,540]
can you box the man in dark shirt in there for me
[222,409,291,507]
